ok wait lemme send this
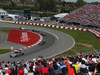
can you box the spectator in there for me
[95,63,100,75]
[76,65,89,75]
[10,67,18,75]
[18,66,24,75]
[61,67,68,75]
[53,64,61,74]
[66,62,75,75]
[23,64,28,75]
[72,59,79,73]
[40,63,49,75]
[27,66,34,75]
[0,66,3,75]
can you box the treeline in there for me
[0,4,40,11]
[0,0,100,13]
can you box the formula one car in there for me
[38,40,46,46]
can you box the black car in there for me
[32,29,39,33]
[38,40,46,46]
[32,29,46,36]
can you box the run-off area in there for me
[7,29,41,46]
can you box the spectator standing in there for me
[18,67,24,75]
[61,67,68,75]
[10,67,18,75]
[40,63,48,75]
[53,64,61,74]
[66,63,75,75]
[27,66,34,75]
[95,63,100,75]
[0,66,3,75]
[23,64,28,75]
[72,59,79,74]
[76,65,89,75]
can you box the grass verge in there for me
[0,49,11,54]
[0,29,10,34]
[0,29,11,54]
[2,23,100,56]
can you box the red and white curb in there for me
[12,30,43,52]
[14,21,100,39]
[11,21,100,52]
[14,21,88,31]
[88,29,100,39]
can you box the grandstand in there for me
[62,4,100,27]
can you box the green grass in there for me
[0,29,11,34]
[55,43,95,57]
[0,29,11,54]
[15,23,100,50]
[56,29,100,50]
[0,49,11,54]
[25,24,100,50]
[2,23,100,56]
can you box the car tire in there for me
[10,55,12,57]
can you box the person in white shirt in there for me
[23,64,28,75]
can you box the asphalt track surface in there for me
[0,22,75,63]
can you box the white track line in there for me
[37,29,59,40]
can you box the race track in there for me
[0,22,75,62]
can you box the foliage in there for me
[20,0,24,4]
[76,0,86,7]
[90,2,100,4]
[0,49,11,54]
[0,29,10,34]
[38,0,57,12]
[60,1,67,6]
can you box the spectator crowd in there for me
[0,53,100,75]
[63,4,100,26]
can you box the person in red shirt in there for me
[6,68,12,74]
[66,63,75,75]
[40,63,48,75]
[18,67,24,75]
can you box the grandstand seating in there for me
[63,4,100,26]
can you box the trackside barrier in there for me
[14,21,100,39]
[88,29,100,39]
[15,21,88,31]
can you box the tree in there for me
[10,0,16,6]
[39,0,56,12]
[60,1,67,6]
[20,0,24,4]
[76,0,86,7]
